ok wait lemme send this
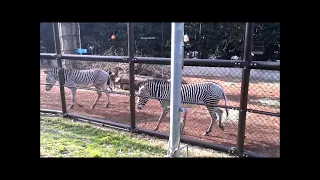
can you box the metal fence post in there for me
[236,23,254,157]
[53,22,67,115]
[168,22,184,157]
[127,23,136,132]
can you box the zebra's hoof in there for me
[91,106,95,110]
[153,128,158,131]
[105,104,109,108]
[203,132,209,136]
[69,105,74,109]
[219,126,225,131]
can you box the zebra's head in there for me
[44,70,56,91]
[137,84,150,110]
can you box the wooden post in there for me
[56,23,81,69]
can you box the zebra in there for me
[136,79,229,136]
[44,68,114,109]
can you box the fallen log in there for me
[113,73,188,91]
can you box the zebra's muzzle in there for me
[137,105,143,110]
[45,85,53,91]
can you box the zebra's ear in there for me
[136,81,147,89]
[136,81,143,88]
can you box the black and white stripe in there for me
[137,79,229,135]
[44,68,113,109]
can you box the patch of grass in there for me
[40,115,233,158]
[41,116,167,157]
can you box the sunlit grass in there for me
[40,115,232,158]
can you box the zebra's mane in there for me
[138,78,223,89]
[148,78,170,84]
[45,68,80,73]
[138,78,170,88]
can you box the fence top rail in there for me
[40,53,280,70]
[40,53,128,63]
[135,57,280,70]
[40,53,56,59]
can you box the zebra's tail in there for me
[222,91,229,120]
[107,74,113,91]
[211,82,229,119]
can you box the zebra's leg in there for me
[91,91,102,109]
[204,107,217,136]
[154,107,170,131]
[69,88,76,109]
[216,108,225,131]
[108,81,113,91]
[97,83,110,108]
[104,92,110,108]
[69,88,83,109]
[101,84,110,108]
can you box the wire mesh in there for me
[41,22,280,61]
[79,22,128,56]
[40,22,55,53]
[40,60,62,111]
[135,64,243,149]
[248,69,280,114]
[133,22,170,58]
[40,22,280,157]
[245,69,280,157]
[244,112,280,157]
[64,60,131,125]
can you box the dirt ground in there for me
[40,70,280,157]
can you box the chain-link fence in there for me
[40,22,280,157]
[40,59,62,111]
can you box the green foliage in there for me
[40,46,46,53]
[40,22,280,60]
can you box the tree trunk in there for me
[113,74,150,91]
[57,23,81,69]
